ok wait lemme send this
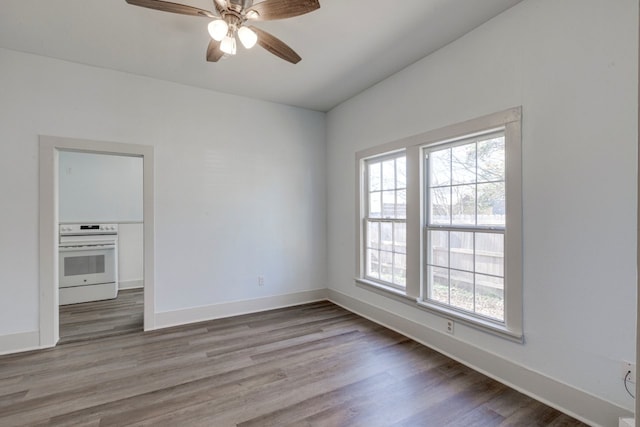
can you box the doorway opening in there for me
[57,150,144,343]
[39,136,155,348]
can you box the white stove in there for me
[59,224,119,305]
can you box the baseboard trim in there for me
[154,289,329,330]
[327,288,632,427]
[119,279,144,290]
[0,331,41,356]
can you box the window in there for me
[363,152,407,289]
[424,133,506,322]
[356,108,522,340]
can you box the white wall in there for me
[59,151,143,223]
[0,47,326,334]
[327,0,636,417]
[118,223,144,289]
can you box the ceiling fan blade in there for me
[248,0,320,21]
[206,39,225,62]
[126,0,215,18]
[213,0,226,13]
[249,26,301,64]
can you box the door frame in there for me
[39,135,155,347]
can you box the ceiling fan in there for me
[125,0,320,64]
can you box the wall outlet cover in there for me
[621,362,636,384]
[446,319,454,334]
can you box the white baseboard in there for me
[154,289,328,330]
[0,330,41,356]
[119,279,144,290]
[327,288,632,427]
[619,418,635,427]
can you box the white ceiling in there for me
[0,0,523,111]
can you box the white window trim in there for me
[356,107,523,342]
[362,151,408,290]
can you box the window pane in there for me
[367,221,380,250]
[382,159,395,190]
[475,274,504,321]
[393,253,406,287]
[477,136,505,183]
[369,162,381,191]
[419,128,515,328]
[450,270,474,312]
[429,149,450,187]
[380,251,393,283]
[451,184,475,225]
[450,231,473,272]
[477,182,505,226]
[369,192,381,218]
[451,143,476,185]
[428,230,448,267]
[382,190,395,218]
[475,233,504,276]
[396,157,406,189]
[366,249,379,279]
[396,189,406,219]
[380,222,393,251]
[363,151,406,289]
[430,187,450,225]
[394,222,406,254]
[427,266,449,304]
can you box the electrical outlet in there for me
[258,276,264,286]
[446,319,454,334]
[621,362,636,384]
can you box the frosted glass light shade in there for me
[238,26,258,49]
[208,19,228,41]
[220,35,237,55]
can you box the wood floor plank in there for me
[0,290,588,426]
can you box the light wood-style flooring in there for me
[0,296,587,426]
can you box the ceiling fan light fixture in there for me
[207,19,228,41]
[237,26,258,49]
[220,35,237,55]
[245,9,259,20]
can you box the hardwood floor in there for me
[0,300,587,426]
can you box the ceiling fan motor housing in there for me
[228,0,254,12]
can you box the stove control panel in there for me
[59,224,119,235]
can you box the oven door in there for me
[59,244,116,288]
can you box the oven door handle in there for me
[59,244,116,252]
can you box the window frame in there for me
[355,107,523,341]
[362,151,408,290]
[422,131,508,325]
